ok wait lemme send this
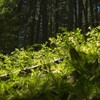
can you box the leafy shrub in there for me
[0,27,100,100]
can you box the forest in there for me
[0,0,100,100]
[0,0,100,53]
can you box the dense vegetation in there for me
[0,28,100,100]
[0,1,100,100]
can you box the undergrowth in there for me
[0,27,100,100]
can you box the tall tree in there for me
[29,0,38,45]
[41,0,48,42]
[68,0,74,30]
[77,0,83,29]
[55,0,60,33]
[84,0,89,32]
[89,0,95,27]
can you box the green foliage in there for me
[0,28,100,100]
[0,0,19,53]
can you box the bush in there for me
[0,27,100,100]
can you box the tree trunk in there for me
[68,0,74,30]
[41,0,48,42]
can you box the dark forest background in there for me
[0,0,100,54]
